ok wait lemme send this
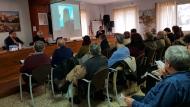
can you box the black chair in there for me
[76,67,110,107]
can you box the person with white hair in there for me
[125,45,190,107]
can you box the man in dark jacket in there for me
[4,30,24,50]
[51,38,73,66]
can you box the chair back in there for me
[32,64,51,84]
[111,58,137,81]
[91,67,108,91]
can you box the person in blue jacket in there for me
[126,45,190,107]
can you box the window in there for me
[80,10,88,36]
[177,3,190,31]
[113,6,138,33]
[156,0,176,31]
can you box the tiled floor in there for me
[0,84,144,107]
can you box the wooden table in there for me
[0,36,115,97]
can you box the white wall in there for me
[80,2,105,30]
[105,0,190,34]
[80,2,105,22]
[0,0,32,47]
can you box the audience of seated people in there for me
[4,30,24,50]
[108,33,130,67]
[20,41,51,84]
[63,43,108,103]
[99,34,110,57]
[5,23,190,106]
[126,45,190,107]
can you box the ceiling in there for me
[79,0,128,5]
[29,0,130,5]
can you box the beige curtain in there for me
[80,10,88,36]
[156,0,176,31]
[113,6,138,33]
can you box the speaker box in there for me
[110,21,114,27]
[103,15,110,25]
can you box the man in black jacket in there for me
[4,30,24,50]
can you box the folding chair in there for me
[19,64,51,106]
[79,67,110,107]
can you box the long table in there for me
[0,36,115,98]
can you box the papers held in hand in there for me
[155,60,165,69]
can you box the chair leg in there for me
[113,72,119,103]
[50,70,55,97]
[69,83,74,107]
[106,73,112,107]
[87,82,91,107]
[19,74,23,101]
[29,76,34,106]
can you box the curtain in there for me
[156,0,176,31]
[80,10,88,36]
[113,6,138,33]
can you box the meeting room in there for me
[0,0,190,107]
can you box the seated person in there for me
[33,31,46,43]
[128,33,145,58]
[64,43,107,101]
[4,30,24,50]
[51,38,74,87]
[20,41,51,83]
[123,31,131,46]
[99,34,110,57]
[75,35,91,59]
[96,26,105,38]
[51,38,73,66]
[66,43,108,82]
[125,45,190,107]
[143,32,157,65]
[131,28,137,35]
[108,33,130,67]
[155,31,166,60]
[183,33,190,49]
